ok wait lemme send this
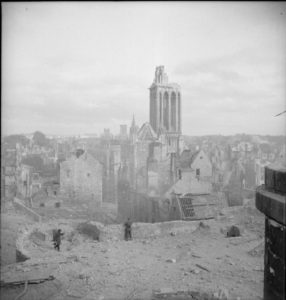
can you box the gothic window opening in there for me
[171,92,176,131]
[178,93,181,131]
[159,93,162,124]
[163,92,169,130]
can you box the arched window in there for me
[159,92,162,124]
[163,92,169,129]
[171,92,176,130]
[178,92,181,131]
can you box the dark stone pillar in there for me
[256,164,286,300]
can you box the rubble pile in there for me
[1,200,265,300]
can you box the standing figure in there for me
[124,218,132,241]
[53,229,64,251]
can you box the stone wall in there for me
[180,171,212,194]
[60,151,102,204]
[15,220,200,260]
[101,220,199,241]
[191,150,212,178]
[148,158,172,195]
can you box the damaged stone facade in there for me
[165,149,212,198]
[18,164,34,198]
[60,149,102,204]
[1,145,21,200]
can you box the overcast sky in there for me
[2,2,286,136]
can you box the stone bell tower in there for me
[149,66,182,153]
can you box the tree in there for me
[33,131,50,147]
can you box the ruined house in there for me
[168,193,216,221]
[18,164,43,199]
[18,164,33,198]
[163,149,215,221]
[165,149,212,197]
[1,146,21,199]
[60,149,102,205]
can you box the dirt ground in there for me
[0,200,265,300]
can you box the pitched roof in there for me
[137,122,157,141]
[178,150,200,168]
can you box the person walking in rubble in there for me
[53,229,64,251]
[124,218,132,241]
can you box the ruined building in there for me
[1,144,22,200]
[165,149,212,197]
[18,164,42,199]
[60,149,102,205]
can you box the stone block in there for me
[255,186,286,225]
[265,165,286,195]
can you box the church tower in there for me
[149,66,182,153]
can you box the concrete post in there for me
[255,164,286,300]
